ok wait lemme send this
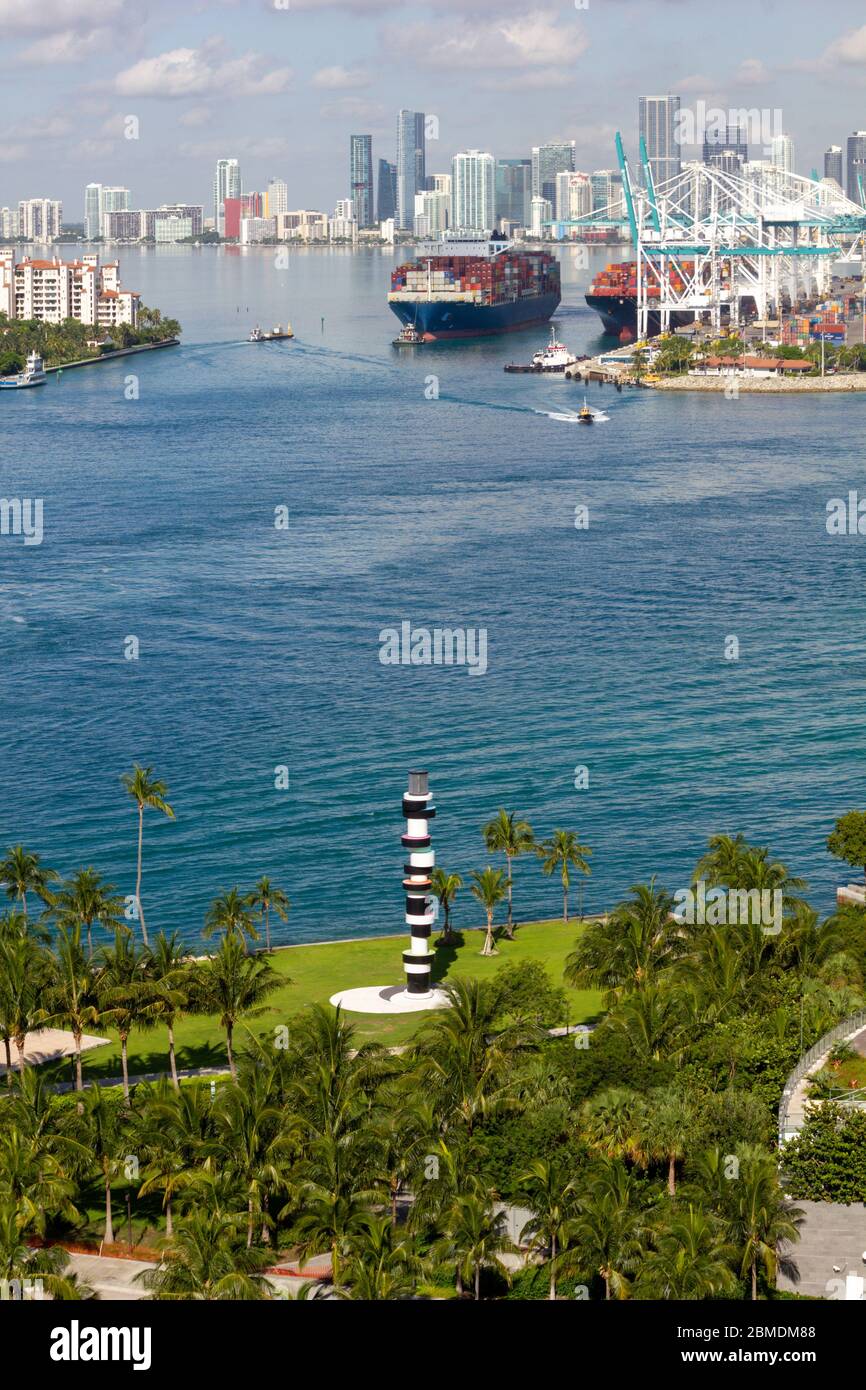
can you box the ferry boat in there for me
[578,399,594,424]
[249,324,294,342]
[504,325,580,373]
[389,234,561,340]
[0,351,47,389]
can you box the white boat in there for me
[249,324,294,342]
[530,326,579,373]
[0,350,47,389]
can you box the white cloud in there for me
[736,57,771,86]
[383,10,587,72]
[19,28,116,64]
[114,42,292,98]
[311,65,371,89]
[825,24,866,67]
[0,0,124,31]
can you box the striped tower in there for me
[401,770,436,996]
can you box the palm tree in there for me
[54,867,125,961]
[97,929,160,1104]
[536,830,591,923]
[42,926,101,1095]
[482,809,535,937]
[0,845,58,919]
[204,888,259,949]
[580,1087,647,1163]
[469,867,510,956]
[637,1206,737,1299]
[246,877,289,954]
[560,1159,645,1300]
[0,1201,90,1300]
[81,1084,126,1246]
[133,1079,217,1237]
[432,1189,513,1299]
[138,1210,271,1299]
[518,1158,577,1300]
[0,929,46,1076]
[429,867,462,945]
[121,764,175,949]
[704,1144,803,1301]
[564,880,682,1003]
[335,1212,423,1300]
[147,932,191,1090]
[692,833,749,887]
[189,933,281,1079]
[209,1075,289,1247]
[641,1085,695,1196]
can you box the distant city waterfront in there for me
[2,244,864,946]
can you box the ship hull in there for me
[389,291,561,340]
[585,293,694,340]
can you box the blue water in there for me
[1,243,864,946]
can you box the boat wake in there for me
[535,408,610,424]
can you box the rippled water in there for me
[1,243,863,944]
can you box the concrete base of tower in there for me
[329,984,452,1015]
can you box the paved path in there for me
[783,1023,866,1137]
[65,1250,327,1301]
[777,1202,866,1300]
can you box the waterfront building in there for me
[554,170,592,226]
[450,150,495,234]
[265,178,288,219]
[590,169,624,217]
[396,110,425,229]
[495,158,531,229]
[377,159,397,223]
[329,214,357,242]
[103,210,144,241]
[350,134,374,228]
[84,183,102,239]
[8,253,138,327]
[413,189,449,238]
[240,217,276,244]
[770,133,795,174]
[531,142,575,203]
[846,132,866,203]
[824,145,843,189]
[155,216,193,243]
[275,210,329,242]
[334,199,354,221]
[17,198,62,241]
[530,195,552,238]
[639,95,681,185]
[141,206,203,241]
[0,206,17,239]
[213,158,241,234]
[101,187,131,230]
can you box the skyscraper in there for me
[450,150,495,233]
[495,158,531,228]
[555,171,592,224]
[703,121,748,171]
[824,145,843,188]
[266,179,288,218]
[396,110,426,229]
[350,135,374,229]
[847,133,866,203]
[84,184,101,240]
[639,95,681,185]
[770,133,795,174]
[591,169,624,217]
[213,158,241,234]
[531,143,575,204]
[377,159,397,223]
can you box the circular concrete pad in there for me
[329,984,452,1014]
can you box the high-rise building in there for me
[350,135,374,229]
[554,171,592,225]
[590,169,624,216]
[396,110,426,228]
[84,183,102,240]
[413,189,448,237]
[17,199,62,241]
[213,158,241,234]
[824,146,843,188]
[770,134,795,174]
[703,121,748,172]
[639,95,682,185]
[495,158,531,229]
[531,142,575,203]
[0,207,17,239]
[430,173,451,196]
[530,196,552,238]
[101,187,131,225]
[847,133,866,203]
[266,179,288,219]
[450,150,495,233]
[377,159,397,223]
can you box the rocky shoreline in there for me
[650,373,866,392]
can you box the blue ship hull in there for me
[389,290,561,340]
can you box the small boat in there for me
[393,323,425,346]
[0,351,47,390]
[249,324,294,342]
[578,399,594,424]
[505,325,578,374]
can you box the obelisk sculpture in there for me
[401,769,436,996]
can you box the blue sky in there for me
[2,0,866,218]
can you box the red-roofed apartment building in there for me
[0,249,139,328]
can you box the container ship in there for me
[388,235,560,340]
[585,260,696,341]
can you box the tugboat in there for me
[505,325,579,374]
[248,324,294,342]
[577,398,594,424]
[392,323,425,347]
[0,350,47,389]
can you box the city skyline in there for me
[3,0,866,215]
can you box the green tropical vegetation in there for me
[0,304,181,371]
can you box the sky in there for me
[2,0,866,219]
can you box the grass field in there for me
[79,918,603,1082]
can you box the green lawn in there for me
[79,918,603,1082]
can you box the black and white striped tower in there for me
[401,770,436,996]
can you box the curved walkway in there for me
[778,1009,866,1143]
